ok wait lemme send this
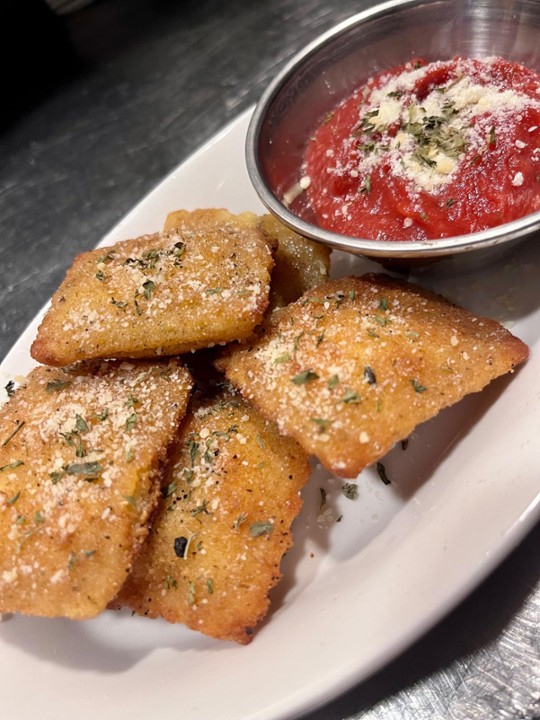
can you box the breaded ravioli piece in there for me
[31,209,275,366]
[223,274,529,478]
[0,359,192,619]
[114,387,310,644]
[164,211,330,309]
[258,215,331,308]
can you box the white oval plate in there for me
[1,108,539,720]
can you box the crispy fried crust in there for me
[213,214,332,371]
[114,388,310,644]
[258,215,331,308]
[31,209,276,366]
[223,274,529,478]
[165,211,331,308]
[0,359,192,619]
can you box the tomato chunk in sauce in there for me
[302,57,540,241]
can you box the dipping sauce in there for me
[303,57,540,241]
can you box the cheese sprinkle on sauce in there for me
[303,57,540,241]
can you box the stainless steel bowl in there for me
[246,0,540,262]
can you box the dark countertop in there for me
[0,1,538,718]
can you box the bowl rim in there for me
[245,0,540,258]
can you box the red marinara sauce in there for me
[302,57,540,241]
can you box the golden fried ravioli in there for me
[115,387,310,643]
[223,274,529,478]
[0,359,192,619]
[258,215,331,308]
[31,209,275,366]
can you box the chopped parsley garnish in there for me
[342,390,361,404]
[50,470,67,484]
[75,414,89,433]
[274,352,291,364]
[142,279,155,300]
[249,521,274,538]
[411,379,427,393]
[0,460,24,472]
[123,495,137,508]
[327,374,339,389]
[164,575,178,590]
[46,379,71,393]
[125,413,137,432]
[359,175,372,194]
[374,314,391,326]
[311,418,331,433]
[111,297,128,309]
[60,429,86,458]
[67,552,78,571]
[34,510,45,524]
[323,111,334,125]
[172,241,185,264]
[203,444,215,464]
[5,380,16,397]
[161,481,178,499]
[65,461,102,478]
[342,482,359,500]
[293,332,304,352]
[188,438,200,464]
[376,462,391,485]
[1,420,25,448]
[7,491,20,506]
[378,298,389,311]
[292,370,319,385]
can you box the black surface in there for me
[0,2,538,719]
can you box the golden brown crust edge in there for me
[0,358,193,619]
[223,274,529,478]
[113,388,310,643]
[31,210,276,366]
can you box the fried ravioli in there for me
[31,209,276,367]
[258,214,331,308]
[0,359,192,619]
[165,211,331,309]
[114,387,310,644]
[223,274,529,478]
